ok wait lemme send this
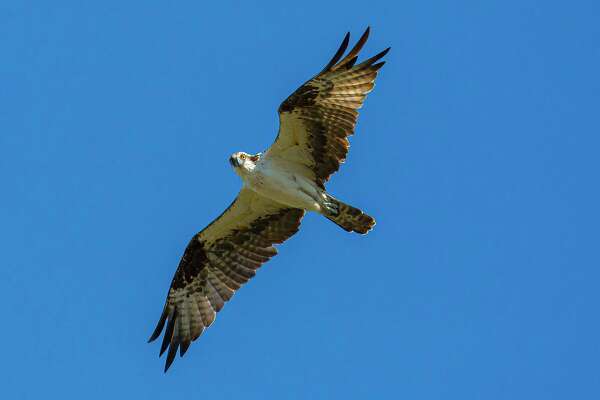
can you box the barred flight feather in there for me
[149,188,304,371]
[270,29,389,186]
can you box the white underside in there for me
[240,156,324,212]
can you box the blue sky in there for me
[2,1,599,398]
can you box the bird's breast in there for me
[245,162,321,211]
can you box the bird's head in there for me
[229,151,260,174]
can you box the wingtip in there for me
[372,61,386,71]
[164,342,178,372]
[159,338,170,357]
[341,31,351,49]
[379,47,391,58]
[179,340,191,357]
[148,325,163,343]
[159,340,169,356]
[148,306,169,344]
[343,32,351,47]
[321,31,351,73]
[359,46,391,68]
[363,26,371,38]
[331,27,372,71]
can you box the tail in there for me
[321,194,376,234]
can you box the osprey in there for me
[149,27,389,371]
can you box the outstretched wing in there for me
[266,27,390,188]
[149,188,304,371]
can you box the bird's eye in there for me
[240,154,246,160]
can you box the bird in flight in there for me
[149,27,390,372]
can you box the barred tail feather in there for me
[322,194,375,234]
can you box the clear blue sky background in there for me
[2,1,599,398]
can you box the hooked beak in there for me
[229,156,239,168]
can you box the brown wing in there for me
[266,27,390,188]
[148,188,304,372]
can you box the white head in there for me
[229,151,260,175]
